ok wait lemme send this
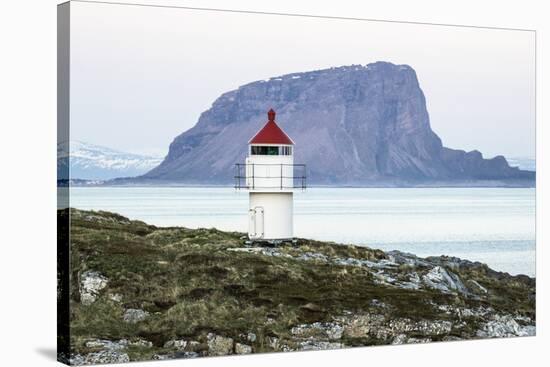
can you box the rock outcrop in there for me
[62,208,536,364]
[80,271,108,306]
[122,308,149,324]
[143,62,534,186]
[206,334,234,356]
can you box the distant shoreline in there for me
[58,179,536,189]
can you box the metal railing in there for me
[234,163,307,190]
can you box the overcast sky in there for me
[70,1,535,159]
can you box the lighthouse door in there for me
[248,206,264,240]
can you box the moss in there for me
[62,208,535,360]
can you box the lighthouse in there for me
[235,109,306,242]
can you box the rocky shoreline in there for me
[58,209,535,365]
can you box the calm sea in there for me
[62,187,535,276]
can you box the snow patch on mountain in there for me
[506,157,535,172]
[57,141,163,180]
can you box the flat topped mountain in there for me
[143,62,534,186]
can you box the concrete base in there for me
[248,192,293,240]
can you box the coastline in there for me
[58,208,536,364]
[58,178,536,188]
[59,186,536,276]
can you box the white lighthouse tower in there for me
[235,109,306,242]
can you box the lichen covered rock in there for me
[122,308,149,323]
[207,333,233,356]
[235,343,252,354]
[80,271,108,305]
[422,266,467,294]
[476,315,536,338]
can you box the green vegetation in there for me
[59,209,535,363]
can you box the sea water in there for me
[64,187,535,276]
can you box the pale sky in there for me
[69,1,535,159]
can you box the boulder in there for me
[82,350,130,365]
[341,314,385,338]
[164,339,187,350]
[476,315,536,338]
[122,308,149,323]
[422,266,468,295]
[235,343,252,354]
[246,332,257,342]
[80,271,108,305]
[298,341,343,351]
[291,322,343,340]
[207,333,233,356]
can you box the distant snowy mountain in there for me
[506,157,536,172]
[57,141,163,180]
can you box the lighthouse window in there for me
[251,146,280,155]
[268,147,279,155]
[281,146,292,155]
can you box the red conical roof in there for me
[249,109,294,145]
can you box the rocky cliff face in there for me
[144,62,533,185]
